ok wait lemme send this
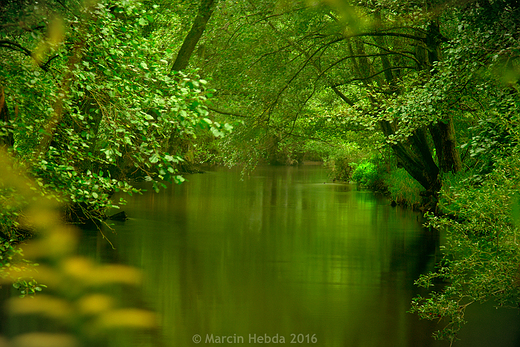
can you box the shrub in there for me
[352,161,377,185]
[409,153,520,343]
[351,156,387,190]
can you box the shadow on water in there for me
[82,165,519,347]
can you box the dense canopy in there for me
[1,0,520,343]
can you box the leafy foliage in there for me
[407,1,520,341]
[194,0,520,342]
[410,153,520,342]
[351,155,387,190]
[0,0,219,227]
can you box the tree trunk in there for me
[425,21,462,174]
[429,116,462,173]
[0,87,14,147]
[171,0,218,72]
[371,13,444,210]
[379,121,440,190]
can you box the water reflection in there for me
[96,165,518,347]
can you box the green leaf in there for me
[174,175,186,184]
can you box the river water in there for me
[83,165,519,347]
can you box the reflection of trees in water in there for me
[169,167,442,346]
[106,166,505,347]
[362,190,442,346]
[382,219,441,347]
[177,195,210,344]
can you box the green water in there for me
[84,165,519,347]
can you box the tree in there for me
[0,0,217,229]
[188,1,520,341]
[407,0,520,341]
[196,0,469,208]
[171,0,219,72]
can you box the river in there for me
[79,165,520,346]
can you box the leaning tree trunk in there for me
[349,24,443,203]
[372,13,450,211]
[0,87,14,147]
[171,0,218,72]
[429,116,462,173]
[425,22,462,174]
[379,119,441,211]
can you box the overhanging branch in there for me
[0,40,32,56]
[345,31,427,42]
[0,40,59,72]
[332,66,416,87]
[318,52,415,81]
[207,106,249,118]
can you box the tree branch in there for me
[332,66,416,87]
[0,40,61,72]
[0,40,32,57]
[345,31,427,42]
[247,42,293,70]
[360,39,421,66]
[207,106,249,118]
[331,86,355,106]
[318,52,414,81]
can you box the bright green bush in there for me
[351,156,387,190]
[352,161,377,185]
